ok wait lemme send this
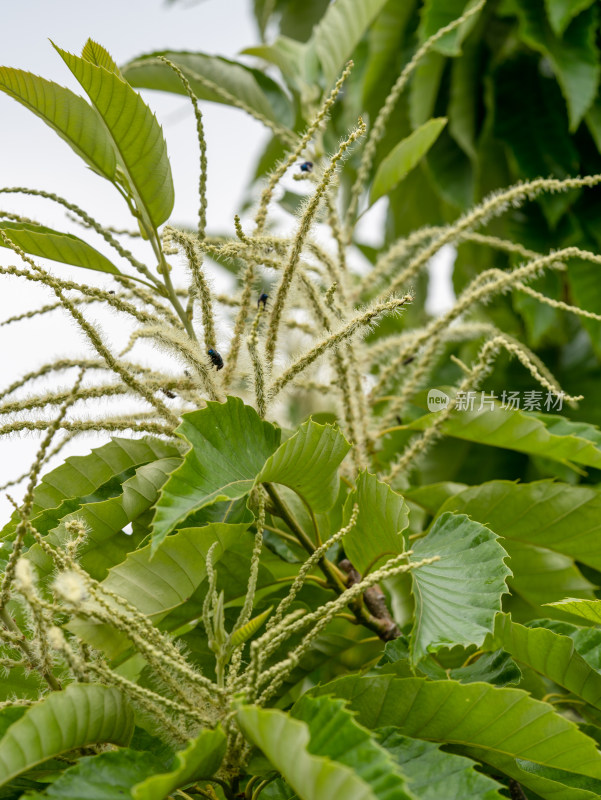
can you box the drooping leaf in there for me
[376,728,505,800]
[151,397,281,549]
[370,118,447,204]
[544,0,597,35]
[54,43,174,229]
[489,613,601,711]
[312,675,601,799]
[406,402,601,470]
[257,420,350,513]
[291,695,415,800]
[123,51,294,128]
[237,705,382,800]
[131,726,226,800]
[342,471,409,574]
[1,437,178,542]
[438,480,601,573]
[409,512,511,664]
[0,684,134,788]
[514,0,600,129]
[27,457,181,582]
[0,67,116,180]
[307,0,390,87]
[0,221,119,274]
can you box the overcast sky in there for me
[0,0,269,518]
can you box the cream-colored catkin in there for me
[383,175,601,297]
[0,236,179,426]
[372,246,601,399]
[346,0,487,228]
[125,324,221,402]
[254,61,354,235]
[0,368,85,610]
[264,120,367,367]
[0,187,158,284]
[163,227,216,350]
[255,554,439,704]
[268,504,360,632]
[157,57,208,239]
[269,295,412,402]
[385,335,581,482]
[247,309,268,418]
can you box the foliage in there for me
[1,2,601,798]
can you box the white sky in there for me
[0,0,268,519]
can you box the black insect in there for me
[299,161,313,173]
[162,388,176,399]
[402,355,415,365]
[108,290,115,295]
[208,348,224,371]
[257,292,269,309]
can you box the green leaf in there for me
[242,37,310,93]
[406,402,601,470]
[237,705,382,800]
[312,675,601,799]
[307,0,390,87]
[514,0,600,129]
[257,420,350,513]
[274,617,385,707]
[69,522,251,658]
[54,43,174,229]
[490,613,601,711]
[1,437,177,542]
[25,749,159,799]
[438,480,601,573]
[370,119,447,204]
[151,397,281,549]
[408,54,446,129]
[502,540,595,622]
[230,605,273,648]
[548,597,601,624]
[342,471,409,574]
[131,726,226,800]
[81,38,124,79]
[376,729,505,800]
[418,0,483,56]
[409,512,511,664]
[27,456,181,582]
[0,221,120,274]
[0,684,134,788]
[544,0,597,35]
[122,51,294,128]
[0,67,116,180]
[291,695,415,800]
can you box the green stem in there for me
[138,212,199,343]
